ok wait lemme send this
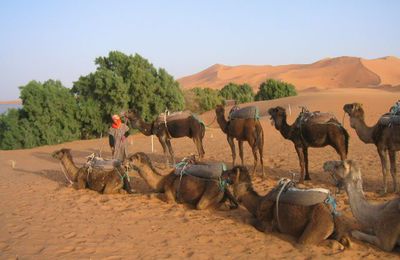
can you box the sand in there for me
[178,56,400,91]
[0,88,399,259]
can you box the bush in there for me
[255,79,297,101]
[190,88,223,113]
[220,83,254,104]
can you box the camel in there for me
[222,166,350,246]
[268,106,349,182]
[52,148,133,194]
[343,103,400,193]
[215,105,264,177]
[123,110,205,165]
[125,152,238,210]
[323,160,400,251]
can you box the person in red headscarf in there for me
[108,114,130,161]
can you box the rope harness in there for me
[59,162,73,185]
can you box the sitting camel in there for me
[215,105,264,177]
[222,166,350,246]
[125,152,237,210]
[323,160,400,252]
[268,106,349,182]
[52,148,133,194]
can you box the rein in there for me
[275,179,293,232]
[59,162,73,185]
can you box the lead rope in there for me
[59,162,73,185]
[276,179,292,232]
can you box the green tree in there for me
[190,87,223,113]
[73,51,184,136]
[255,79,297,101]
[220,83,254,104]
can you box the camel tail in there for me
[255,121,264,148]
[340,125,350,155]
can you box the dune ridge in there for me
[178,56,400,91]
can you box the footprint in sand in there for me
[103,256,123,260]
[63,232,77,239]
[55,246,76,256]
[13,231,28,239]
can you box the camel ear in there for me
[235,167,240,183]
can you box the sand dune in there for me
[178,56,400,91]
[1,88,399,259]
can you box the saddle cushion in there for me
[175,162,227,180]
[229,106,259,120]
[296,111,337,128]
[267,186,330,206]
[379,113,400,126]
[86,156,121,170]
[157,111,192,123]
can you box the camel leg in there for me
[239,141,244,166]
[295,145,306,183]
[377,148,389,194]
[351,230,392,250]
[158,136,170,166]
[165,139,175,165]
[196,184,224,210]
[298,205,334,244]
[258,140,265,178]
[388,150,398,192]
[227,136,236,167]
[193,138,204,160]
[250,142,258,175]
[303,148,311,180]
[223,188,238,209]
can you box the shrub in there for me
[255,79,297,101]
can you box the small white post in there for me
[151,135,154,153]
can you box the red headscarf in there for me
[111,115,122,129]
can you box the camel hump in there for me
[267,180,331,207]
[298,111,338,126]
[157,111,192,122]
[175,162,227,179]
[229,106,259,120]
[378,101,400,126]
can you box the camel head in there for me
[343,103,365,120]
[122,109,141,128]
[268,106,287,129]
[125,152,153,171]
[222,166,252,200]
[52,148,72,161]
[323,160,362,189]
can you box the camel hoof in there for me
[377,189,387,196]
[304,176,311,181]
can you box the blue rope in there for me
[325,195,341,216]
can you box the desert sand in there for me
[178,56,400,91]
[0,88,399,259]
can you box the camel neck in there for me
[61,156,79,181]
[279,118,294,140]
[216,111,228,134]
[136,118,153,136]
[345,178,382,227]
[350,116,374,143]
[237,184,262,216]
[134,162,166,192]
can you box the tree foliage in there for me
[220,83,254,104]
[0,80,80,149]
[190,88,224,113]
[72,51,184,137]
[255,79,297,101]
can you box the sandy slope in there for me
[178,56,400,91]
[1,88,399,259]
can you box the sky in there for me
[1,0,399,100]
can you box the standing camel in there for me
[268,106,349,182]
[215,105,264,177]
[323,160,400,251]
[125,152,238,210]
[123,110,205,165]
[343,103,400,193]
[222,166,350,246]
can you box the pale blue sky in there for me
[1,0,399,100]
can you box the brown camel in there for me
[215,105,264,177]
[125,152,238,210]
[52,148,132,194]
[323,160,400,251]
[343,103,400,193]
[222,166,350,246]
[268,106,349,182]
[123,110,205,165]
